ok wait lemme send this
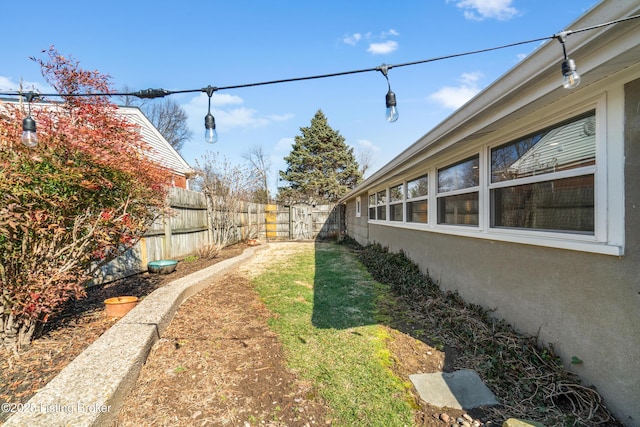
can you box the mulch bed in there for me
[0,243,246,424]
[115,272,331,426]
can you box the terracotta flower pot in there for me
[104,296,139,318]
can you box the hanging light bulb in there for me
[21,115,38,147]
[21,92,39,147]
[377,64,399,123]
[385,89,399,123]
[561,58,581,89]
[556,32,580,90]
[202,85,218,144]
[204,112,218,144]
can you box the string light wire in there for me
[1,13,638,145]
[2,14,638,101]
[0,36,560,101]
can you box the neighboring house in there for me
[116,105,195,189]
[340,1,640,424]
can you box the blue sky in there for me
[1,0,600,192]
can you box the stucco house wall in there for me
[341,2,640,424]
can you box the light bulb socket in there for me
[385,90,397,108]
[204,113,216,130]
[22,116,36,133]
[561,58,577,75]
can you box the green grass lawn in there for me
[252,242,415,427]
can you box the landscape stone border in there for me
[4,244,265,427]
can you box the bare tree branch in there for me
[243,145,271,203]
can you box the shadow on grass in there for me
[312,240,459,372]
[310,239,459,372]
[310,240,377,330]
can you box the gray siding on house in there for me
[344,199,368,245]
[343,77,640,425]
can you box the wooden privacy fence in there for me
[264,203,342,240]
[92,188,342,284]
[92,187,208,284]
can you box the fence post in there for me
[163,211,172,259]
[289,205,293,240]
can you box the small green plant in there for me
[571,356,584,365]
[271,406,282,421]
[173,365,187,374]
[183,254,199,263]
[411,328,426,339]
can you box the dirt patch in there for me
[116,271,330,426]
[0,243,246,424]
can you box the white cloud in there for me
[367,40,399,55]
[182,93,291,133]
[0,76,16,90]
[449,0,519,21]
[185,92,243,111]
[460,71,482,85]
[429,72,483,109]
[344,29,400,55]
[211,92,243,107]
[215,107,272,129]
[381,29,399,38]
[343,33,362,46]
[0,75,53,93]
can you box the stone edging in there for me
[4,244,265,427]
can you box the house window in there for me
[406,174,428,223]
[489,112,595,233]
[389,184,403,221]
[355,196,361,218]
[368,194,376,220]
[376,190,387,220]
[437,156,479,225]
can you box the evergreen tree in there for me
[279,110,362,203]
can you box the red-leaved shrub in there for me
[0,48,171,351]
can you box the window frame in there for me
[388,183,404,222]
[376,189,387,221]
[405,174,429,224]
[361,93,619,255]
[487,111,597,235]
[368,193,376,220]
[436,155,481,227]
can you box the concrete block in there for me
[409,369,498,410]
[503,418,546,427]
